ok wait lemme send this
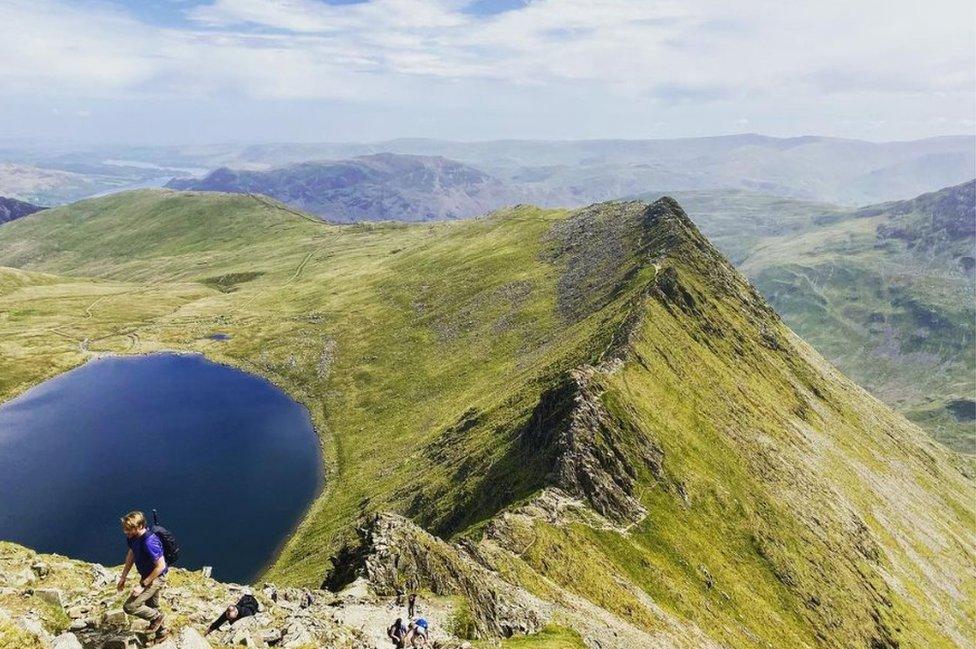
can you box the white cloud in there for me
[0,0,972,141]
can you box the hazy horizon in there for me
[1,131,974,153]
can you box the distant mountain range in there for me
[662,181,975,451]
[167,153,516,222]
[0,195,44,224]
[4,134,973,208]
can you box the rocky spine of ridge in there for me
[325,514,549,639]
[519,197,788,525]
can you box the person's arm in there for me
[117,549,134,591]
[205,611,230,636]
[140,555,167,588]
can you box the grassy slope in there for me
[643,187,975,452]
[0,189,972,648]
[735,188,973,452]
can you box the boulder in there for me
[229,616,259,645]
[91,564,115,589]
[102,636,139,649]
[1,567,35,587]
[68,618,89,631]
[230,616,257,631]
[259,627,282,645]
[30,561,50,579]
[175,626,212,649]
[34,587,65,610]
[101,609,128,628]
[50,632,84,649]
[281,620,313,648]
[17,615,51,642]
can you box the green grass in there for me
[0,189,971,648]
[492,625,586,649]
[648,187,976,452]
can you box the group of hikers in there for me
[386,592,430,648]
[117,510,431,646]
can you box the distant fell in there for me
[167,153,518,222]
[859,178,976,248]
[731,180,976,450]
[0,195,44,224]
[174,133,975,206]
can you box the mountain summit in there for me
[0,190,971,647]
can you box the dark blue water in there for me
[0,353,322,584]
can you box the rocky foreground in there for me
[0,515,505,649]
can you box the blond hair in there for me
[121,510,147,532]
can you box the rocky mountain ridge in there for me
[0,191,971,648]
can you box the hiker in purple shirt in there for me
[117,511,168,636]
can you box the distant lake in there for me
[0,353,322,584]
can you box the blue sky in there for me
[0,0,973,145]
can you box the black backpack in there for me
[237,594,259,616]
[151,509,181,565]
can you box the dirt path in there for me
[330,582,458,649]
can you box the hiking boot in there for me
[147,613,165,634]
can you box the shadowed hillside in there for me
[0,190,972,648]
[0,195,44,224]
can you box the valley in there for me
[657,183,975,451]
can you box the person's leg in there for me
[123,579,164,622]
[147,579,166,631]
[147,583,160,610]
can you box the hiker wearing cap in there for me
[118,510,168,635]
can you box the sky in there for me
[0,0,973,145]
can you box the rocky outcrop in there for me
[327,513,549,639]
[0,541,373,649]
[516,364,664,526]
